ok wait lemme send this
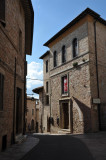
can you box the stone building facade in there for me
[0,0,34,151]
[33,86,46,133]
[34,8,106,134]
[35,99,40,133]
[26,97,38,132]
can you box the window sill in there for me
[53,65,57,69]
[61,93,69,97]
[62,61,66,65]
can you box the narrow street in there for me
[23,135,94,160]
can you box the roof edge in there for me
[44,8,106,47]
[39,50,50,59]
[21,0,34,55]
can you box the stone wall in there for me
[49,22,88,70]
[48,21,91,134]
[40,13,106,134]
[39,91,44,133]
[50,62,91,133]
[88,19,106,131]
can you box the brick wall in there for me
[0,0,26,151]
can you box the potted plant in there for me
[73,62,78,67]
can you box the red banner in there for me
[64,77,67,92]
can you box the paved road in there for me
[23,135,94,160]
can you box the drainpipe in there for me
[42,91,44,133]
[12,57,16,144]
[94,20,101,130]
[50,79,52,133]
[23,58,27,135]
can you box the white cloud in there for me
[26,61,43,97]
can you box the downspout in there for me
[94,20,101,130]
[12,57,16,144]
[42,91,44,133]
[23,58,27,135]
[50,79,52,133]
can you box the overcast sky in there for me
[26,0,106,98]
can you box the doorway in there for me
[60,103,69,129]
[47,116,50,132]
[2,135,7,151]
[16,88,22,134]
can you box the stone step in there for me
[58,129,71,135]
[15,135,27,144]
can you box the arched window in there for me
[62,45,66,63]
[73,38,78,58]
[54,51,57,67]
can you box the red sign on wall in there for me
[64,77,68,92]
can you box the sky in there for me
[26,0,106,98]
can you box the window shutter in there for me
[0,0,5,22]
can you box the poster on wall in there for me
[64,76,68,93]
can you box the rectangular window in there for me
[62,75,68,95]
[46,60,48,73]
[62,46,66,63]
[46,95,49,105]
[19,29,22,54]
[25,61,27,76]
[32,109,34,115]
[0,0,5,25]
[0,73,4,110]
[46,81,48,93]
[54,51,57,67]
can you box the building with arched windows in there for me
[33,8,106,134]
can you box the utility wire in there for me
[27,78,43,81]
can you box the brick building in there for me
[33,8,106,134]
[0,0,34,151]
[26,97,39,133]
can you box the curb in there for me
[20,137,40,160]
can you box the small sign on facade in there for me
[93,98,101,104]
